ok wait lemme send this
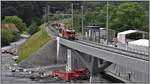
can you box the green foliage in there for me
[109,2,149,32]
[3,16,27,32]
[2,2,47,26]
[73,14,81,32]
[49,15,60,21]
[28,20,39,35]
[1,31,14,46]
[2,2,148,33]
[64,19,71,28]
[17,24,50,63]
[47,2,148,32]
[40,16,45,24]
[12,31,20,42]
[83,2,149,32]
[1,31,20,47]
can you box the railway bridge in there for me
[46,24,149,83]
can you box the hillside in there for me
[17,24,50,63]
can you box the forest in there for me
[1,1,149,46]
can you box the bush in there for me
[28,20,39,35]
[3,16,27,32]
[1,31,14,46]
[1,31,20,47]
[12,32,20,42]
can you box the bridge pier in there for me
[90,57,101,83]
[71,50,112,83]
[57,37,67,64]
[66,49,75,71]
[90,58,112,83]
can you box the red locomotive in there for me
[52,68,90,82]
[58,23,76,40]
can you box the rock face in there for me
[19,39,57,68]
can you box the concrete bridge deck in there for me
[58,37,149,74]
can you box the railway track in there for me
[75,39,148,61]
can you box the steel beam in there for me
[99,61,112,72]
[73,50,112,72]
[72,50,91,70]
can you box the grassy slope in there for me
[17,24,50,63]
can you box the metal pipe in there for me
[44,7,47,26]
[99,28,100,43]
[47,5,50,24]
[149,2,150,82]
[81,6,84,38]
[71,3,74,29]
[106,1,109,45]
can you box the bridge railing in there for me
[117,43,149,55]
[48,25,148,56]
[81,31,149,56]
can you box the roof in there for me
[129,39,149,47]
[1,23,19,32]
[118,30,138,35]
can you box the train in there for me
[58,23,76,40]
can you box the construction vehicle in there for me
[51,68,90,82]
[58,23,76,40]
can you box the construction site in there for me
[1,1,150,83]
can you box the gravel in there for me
[1,54,35,83]
[18,39,57,68]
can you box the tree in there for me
[1,31,14,46]
[109,2,149,32]
[12,31,20,42]
[3,16,27,32]
[64,19,71,29]
[28,20,39,35]
[1,30,20,47]
[83,2,148,32]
